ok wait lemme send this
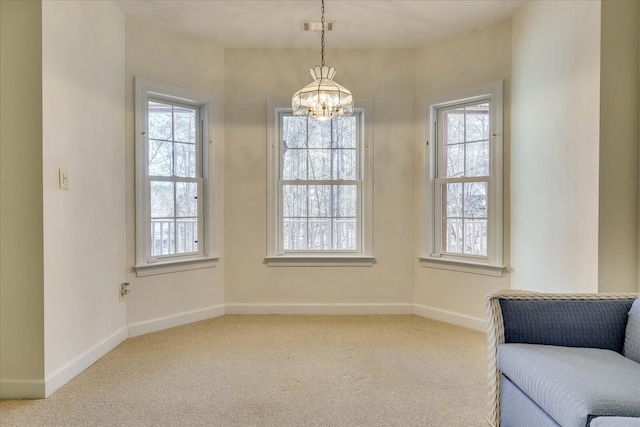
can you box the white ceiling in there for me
[113,0,527,49]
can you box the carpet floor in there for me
[0,315,488,426]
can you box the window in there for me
[419,81,504,276]
[135,79,219,276]
[266,101,373,266]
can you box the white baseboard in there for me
[0,379,46,399]
[225,303,414,315]
[127,304,226,338]
[414,304,486,332]
[43,326,128,397]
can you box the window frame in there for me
[419,81,504,276]
[134,78,220,277]
[265,99,374,266]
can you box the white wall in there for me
[41,0,127,395]
[598,0,639,294]
[511,1,601,293]
[413,20,512,323]
[124,18,226,328]
[0,0,45,399]
[224,49,415,308]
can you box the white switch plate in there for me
[58,169,69,189]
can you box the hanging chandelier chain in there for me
[320,0,325,67]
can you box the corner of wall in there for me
[598,0,639,293]
[0,0,45,396]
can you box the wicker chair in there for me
[485,292,639,427]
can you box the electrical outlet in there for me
[119,282,130,301]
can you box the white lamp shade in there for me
[292,65,353,121]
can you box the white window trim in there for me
[265,99,374,267]
[418,81,504,277]
[134,78,221,277]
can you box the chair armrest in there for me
[484,292,638,427]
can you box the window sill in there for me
[418,256,504,277]
[264,256,375,267]
[135,256,220,277]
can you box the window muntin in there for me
[279,114,361,253]
[436,101,490,257]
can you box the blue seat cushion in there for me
[497,344,640,427]
[590,417,640,427]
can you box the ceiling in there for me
[113,0,527,49]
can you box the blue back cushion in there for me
[623,298,640,363]
[500,299,635,353]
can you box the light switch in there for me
[59,169,69,190]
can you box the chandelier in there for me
[292,0,353,121]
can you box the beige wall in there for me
[224,49,415,306]
[124,18,226,325]
[41,0,127,384]
[413,20,512,322]
[511,0,601,293]
[598,0,639,293]
[0,0,45,397]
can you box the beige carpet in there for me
[0,315,488,426]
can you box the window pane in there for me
[333,185,357,217]
[283,185,307,217]
[465,140,489,177]
[464,182,487,218]
[308,119,331,148]
[283,148,307,180]
[308,149,332,180]
[174,107,197,143]
[174,142,197,177]
[445,219,463,254]
[149,139,172,176]
[444,108,464,144]
[308,185,331,217]
[334,116,356,148]
[283,116,307,148]
[148,102,172,140]
[151,219,175,256]
[283,218,307,250]
[176,218,198,254]
[333,149,356,180]
[464,219,487,256]
[176,182,198,217]
[445,183,462,218]
[445,144,464,178]
[150,181,174,218]
[308,219,329,250]
[333,218,356,250]
[465,103,489,142]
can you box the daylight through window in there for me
[437,101,490,256]
[147,100,202,257]
[281,115,359,252]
